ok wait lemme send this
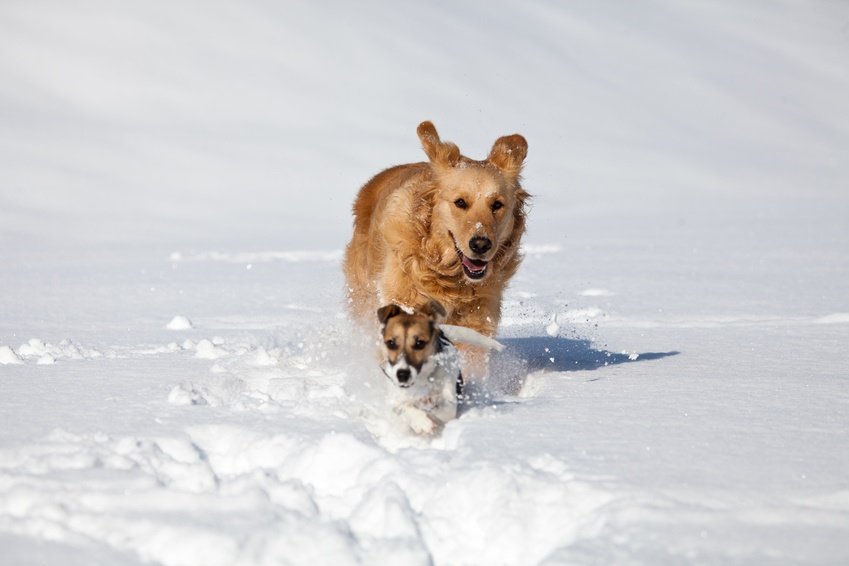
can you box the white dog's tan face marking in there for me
[377,302,445,387]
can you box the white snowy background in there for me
[1,1,848,564]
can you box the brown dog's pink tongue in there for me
[462,255,487,272]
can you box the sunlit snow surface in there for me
[2,1,849,564]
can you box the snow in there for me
[2,1,849,564]
[165,316,193,331]
[580,289,614,298]
[0,347,22,366]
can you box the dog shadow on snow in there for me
[471,336,679,400]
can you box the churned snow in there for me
[166,316,194,331]
[2,1,849,565]
[0,346,22,366]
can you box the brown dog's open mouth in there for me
[460,254,488,279]
[450,233,489,280]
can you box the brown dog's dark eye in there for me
[413,338,427,350]
[454,198,467,210]
[385,339,398,350]
[491,200,503,212]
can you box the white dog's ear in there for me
[377,304,403,324]
[422,300,447,325]
[417,121,460,167]
[488,134,528,182]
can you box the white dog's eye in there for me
[491,200,503,212]
[454,198,468,210]
[385,339,398,350]
[413,338,427,350]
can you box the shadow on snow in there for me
[496,336,679,374]
[462,336,679,401]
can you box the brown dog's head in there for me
[377,300,447,387]
[417,121,529,282]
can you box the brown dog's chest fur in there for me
[344,122,528,338]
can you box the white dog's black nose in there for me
[469,237,492,255]
[396,368,411,383]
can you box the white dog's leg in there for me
[397,404,438,435]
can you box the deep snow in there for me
[2,1,849,564]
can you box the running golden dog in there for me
[344,121,529,347]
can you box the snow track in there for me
[0,324,615,566]
[3,296,845,564]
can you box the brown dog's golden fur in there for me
[344,121,529,340]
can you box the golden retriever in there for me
[344,121,529,345]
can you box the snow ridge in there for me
[0,324,612,566]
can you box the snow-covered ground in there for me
[2,1,849,564]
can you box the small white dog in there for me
[377,301,463,435]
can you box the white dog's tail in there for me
[440,325,505,352]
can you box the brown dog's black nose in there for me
[469,237,492,255]
[396,368,411,383]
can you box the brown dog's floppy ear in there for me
[421,300,448,325]
[417,121,460,167]
[488,134,528,182]
[377,304,403,324]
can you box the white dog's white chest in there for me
[386,348,461,435]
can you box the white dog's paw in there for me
[402,406,438,435]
